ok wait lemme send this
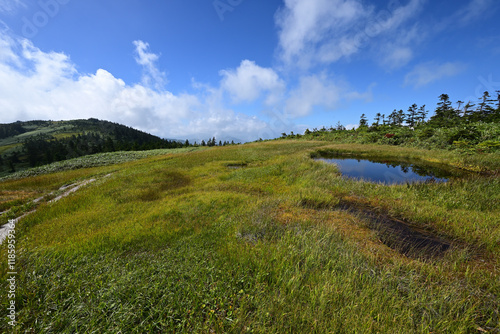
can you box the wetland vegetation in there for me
[1,140,499,333]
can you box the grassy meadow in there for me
[1,141,499,333]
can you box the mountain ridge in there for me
[0,118,186,176]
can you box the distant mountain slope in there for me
[0,119,186,176]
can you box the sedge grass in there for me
[0,141,499,333]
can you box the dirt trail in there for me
[0,175,110,244]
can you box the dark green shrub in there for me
[416,127,435,140]
[447,125,481,144]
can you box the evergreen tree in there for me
[405,104,418,127]
[496,90,500,111]
[8,159,15,173]
[475,91,497,122]
[10,151,20,163]
[463,101,475,120]
[104,137,115,152]
[430,94,459,127]
[396,110,405,126]
[359,114,368,127]
[373,113,381,127]
[387,111,397,126]
[416,105,428,125]
[456,100,464,115]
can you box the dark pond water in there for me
[317,154,471,184]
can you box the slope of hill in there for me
[0,119,185,176]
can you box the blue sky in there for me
[0,0,499,142]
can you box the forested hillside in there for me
[0,119,185,176]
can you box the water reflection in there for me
[317,154,471,184]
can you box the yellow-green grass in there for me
[51,132,82,140]
[0,143,21,155]
[1,141,499,333]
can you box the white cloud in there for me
[133,40,167,90]
[284,73,370,117]
[456,0,495,24]
[276,0,368,67]
[434,0,497,32]
[219,60,285,105]
[376,24,423,70]
[379,46,413,70]
[0,30,376,143]
[0,34,278,142]
[0,0,25,14]
[0,33,21,65]
[404,61,466,88]
[275,0,424,68]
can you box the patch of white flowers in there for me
[0,148,198,181]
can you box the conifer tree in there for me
[359,114,368,127]
[430,94,459,127]
[416,105,428,125]
[406,104,418,127]
[463,101,475,120]
[373,113,381,126]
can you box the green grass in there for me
[0,123,71,148]
[1,141,499,333]
[0,147,203,181]
[0,143,21,155]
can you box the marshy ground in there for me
[0,141,499,333]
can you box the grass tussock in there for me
[1,141,499,333]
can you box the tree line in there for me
[358,91,499,129]
[284,91,500,151]
[0,119,238,174]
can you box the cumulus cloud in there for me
[219,60,285,105]
[276,0,368,67]
[275,0,424,68]
[404,61,466,88]
[0,34,278,142]
[0,28,375,142]
[284,73,370,117]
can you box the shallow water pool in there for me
[317,154,471,184]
